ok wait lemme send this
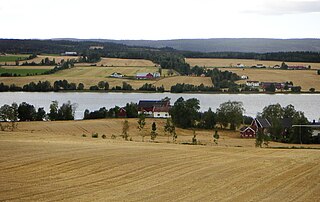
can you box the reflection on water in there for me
[0,92,319,120]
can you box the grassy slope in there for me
[0,119,319,201]
[0,68,49,76]
[0,54,30,63]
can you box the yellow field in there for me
[186,58,320,69]
[0,66,211,90]
[0,65,54,70]
[0,119,319,201]
[95,57,157,67]
[220,68,320,91]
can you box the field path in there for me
[0,134,319,201]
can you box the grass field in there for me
[219,68,320,91]
[0,68,49,76]
[0,54,30,63]
[186,58,320,69]
[0,119,319,201]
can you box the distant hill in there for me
[52,38,320,53]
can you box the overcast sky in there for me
[0,0,319,40]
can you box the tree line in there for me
[0,101,77,131]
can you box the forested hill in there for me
[55,38,320,53]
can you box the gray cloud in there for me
[245,1,320,15]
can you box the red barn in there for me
[240,126,256,138]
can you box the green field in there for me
[0,54,30,62]
[0,68,48,76]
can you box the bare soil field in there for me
[0,119,319,201]
[219,68,320,91]
[186,58,320,69]
[95,57,157,67]
[0,66,211,90]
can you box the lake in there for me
[0,92,319,121]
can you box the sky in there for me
[0,0,319,40]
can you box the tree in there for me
[0,103,18,131]
[36,107,46,121]
[170,97,200,128]
[121,120,129,141]
[137,114,146,141]
[309,88,315,93]
[265,84,276,92]
[216,101,245,130]
[125,102,138,118]
[150,122,157,141]
[198,108,216,129]
[213,130,219,144]
[291,86,301,93]
[48,101,59,121]
[318,70,320,75]
[281,62,288,69]
[164,118,177,142]
[261,103,283,141]
[77,83,84,90]
[104,82,109,90]
[98,81,105,89]
[58,101,76,120]
[255,129,270,147]
[18,102,36,121]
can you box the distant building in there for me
[287,65,308,70]
[241,75,248,80]
[240,126,256,138]
[246,81,260,87]
[136,72,160,79]
[261,82,285,90]
[273,65,281,69]
[117,107,127,118]
[138,100,170,118]
[256,64,265,68]
[89,46,104,50]
[110,72,123,78]
[62,52,77,56]
[236,64,245,68]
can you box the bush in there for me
[102,134,107,139]
[92,133,99,138]
[82,134,87,137]
[111,134,116,139]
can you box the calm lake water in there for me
[0,92,319,121]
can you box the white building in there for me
[246,81,260,87]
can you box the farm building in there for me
[241,75,248,80]
[287,65,308,70]
[236,64,245,68]
[240,126,256,138]
[273,65,281,69]
[251,118,272,134]
[246,81,260,87]
[261,82,285,90]
[117,108,127,118]
[136,72,160,79]
[62,52,78,56]
[89,46,104,50]
[110,72,123,78]
[138,100,170,118]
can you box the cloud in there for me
[244,0,320,15]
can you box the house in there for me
[261,82,285,90]
[241,75,248,80]
[117,107,127,118]
[138,100,170,118]
[89,46,104,50]
[246,81,260,87]
[287,65,308,70]
[236,64,245,68]
[63,52,77,56]
[273,65,281,69]
[136,72,160,79]
[240,126,256,138]
[110,72,123,78]
[256,64,265,68]
[251,118,272,134]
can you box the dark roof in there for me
[256,118,272,128]
[138,100,169,108]
[281,118,292,128]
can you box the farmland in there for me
[0,119,319,201]
[186,58,320,69]
[219,68,320,91]
[0,54,30,63]
[0,67,49,76]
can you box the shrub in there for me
[111,134,116,139]
[102,134,107,139]
[82,134,87,137]
[92,133,99,138]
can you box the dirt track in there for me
[0,120,319,201]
